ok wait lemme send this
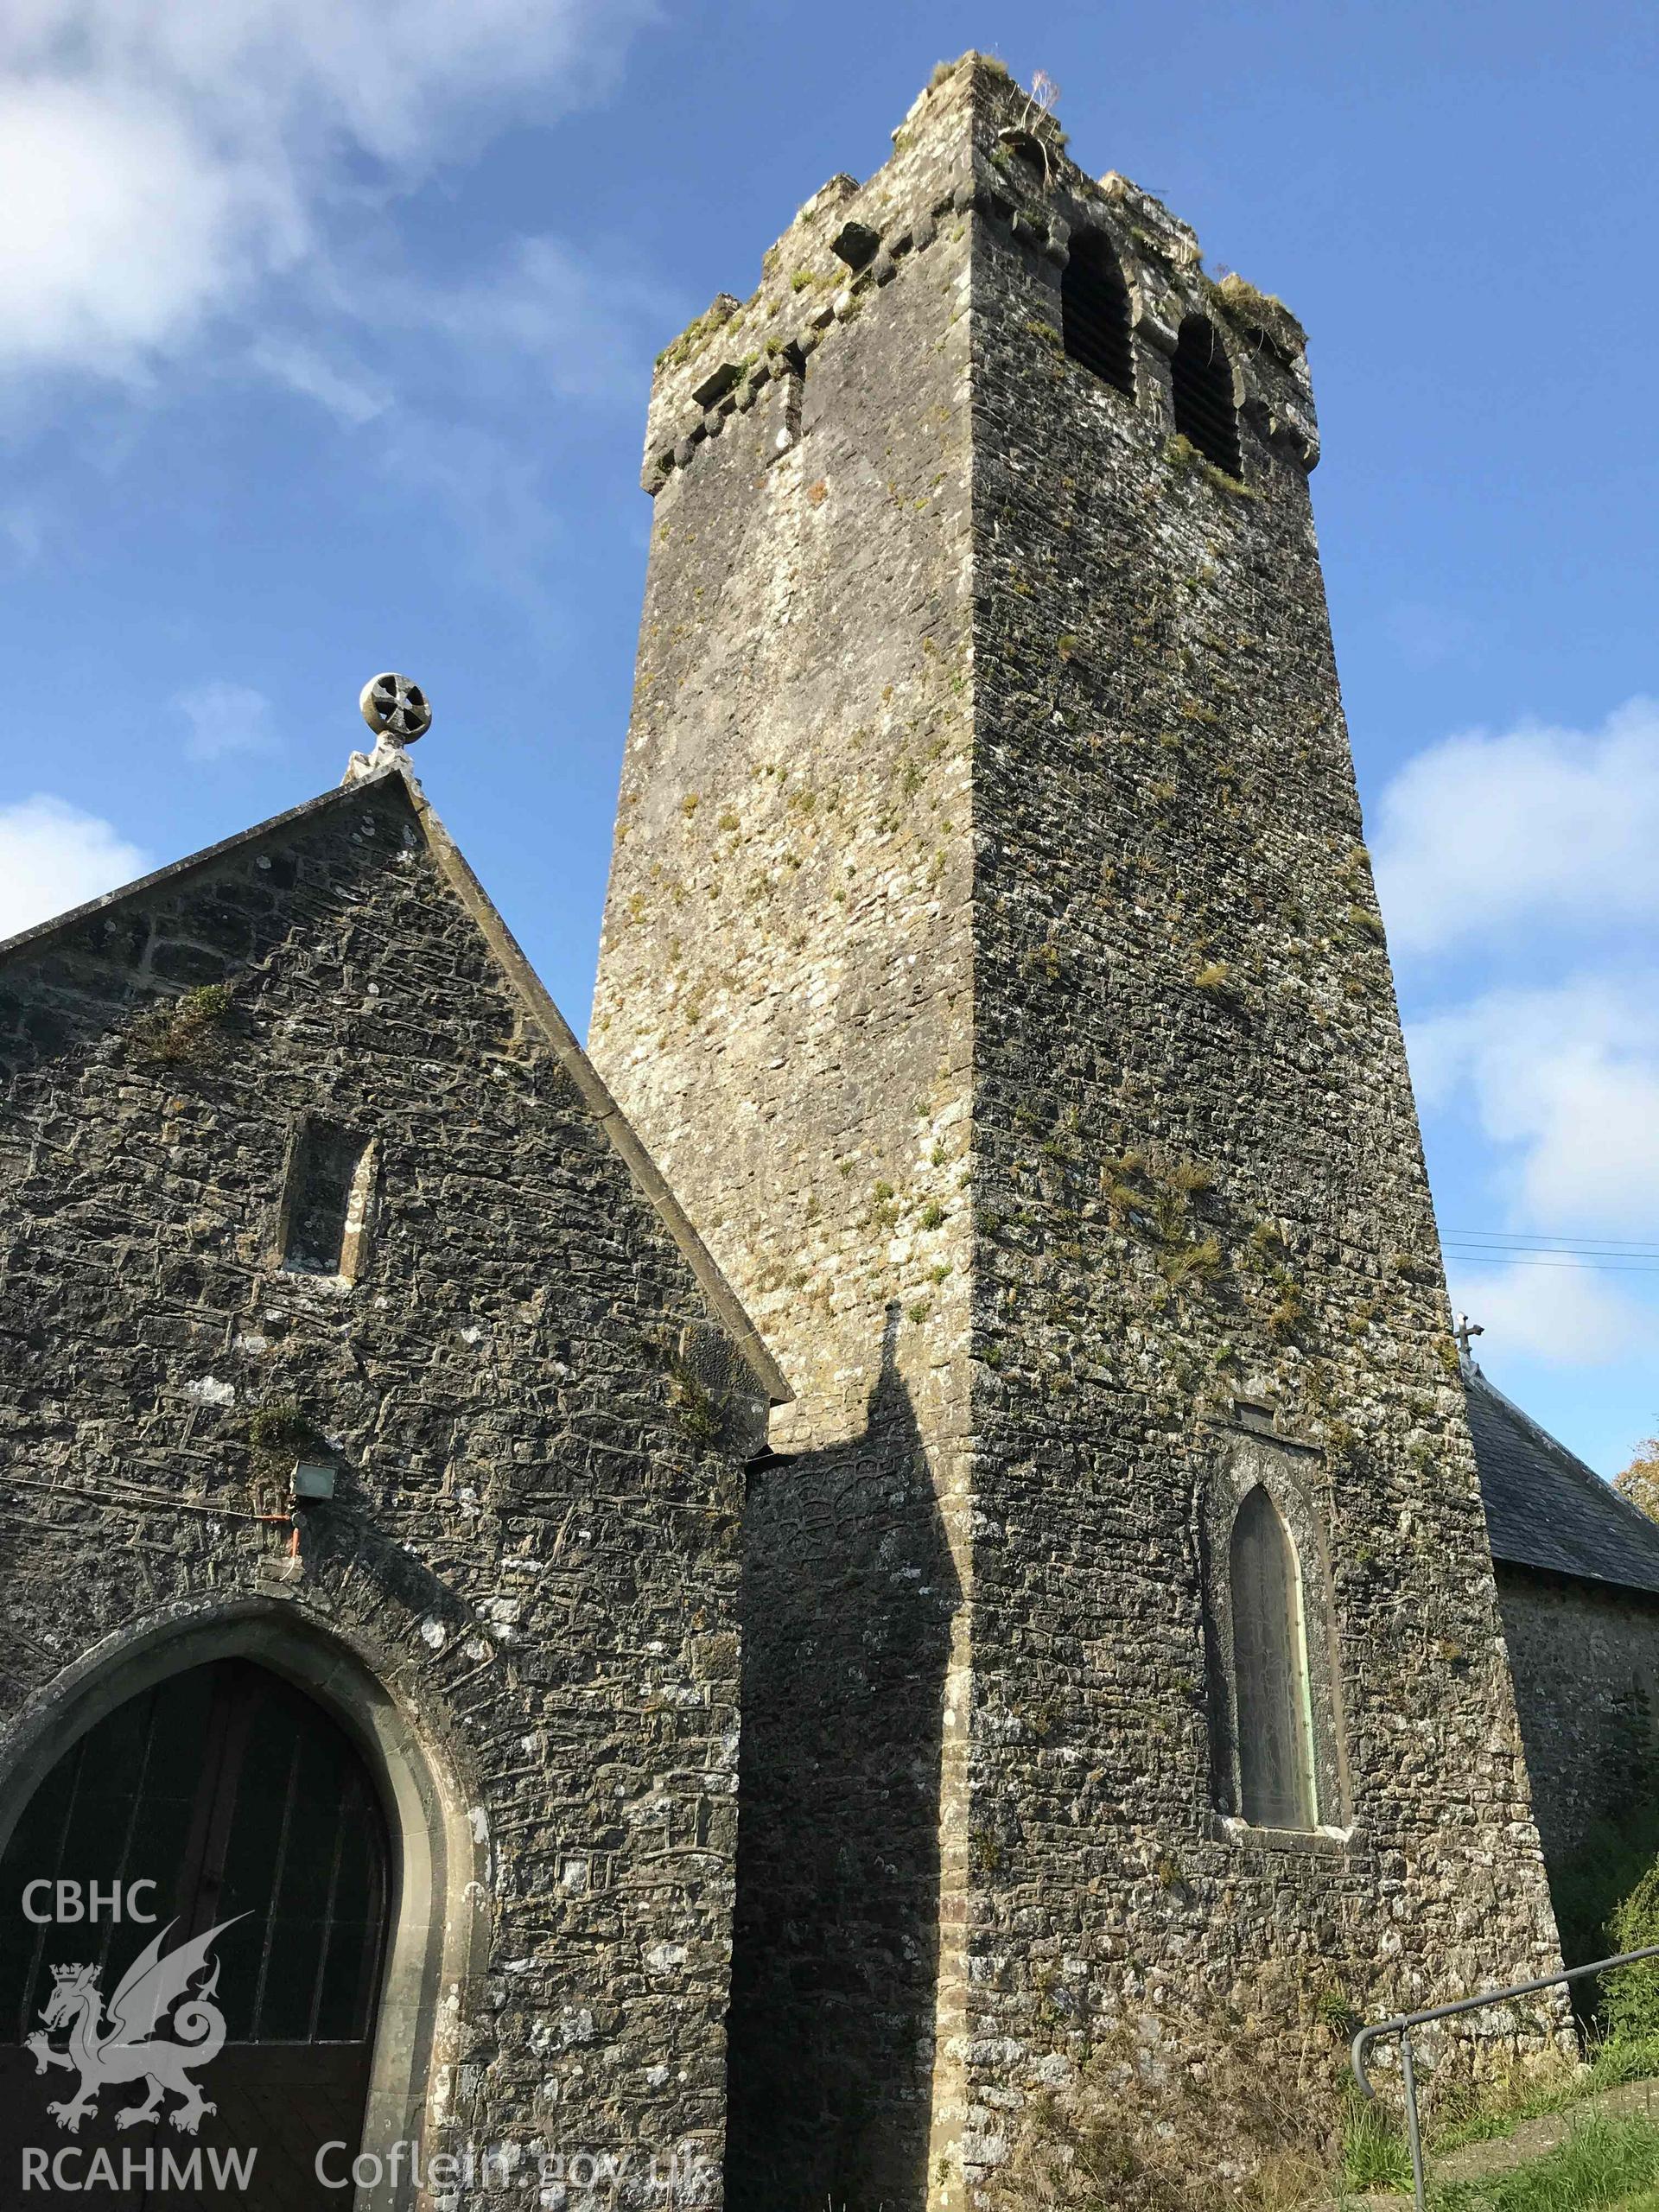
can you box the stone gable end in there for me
[0,765,767,2190]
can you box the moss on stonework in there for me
[248,1399,322,1470]
[655,296,740,374]
[129,982,233,1069]
[669,1363,728,1448]
[1164,434,1262,503]
[950,50,1010,80]
[1210,270,1308,362]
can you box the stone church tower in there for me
[593,55,1565,2212]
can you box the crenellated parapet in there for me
[642,54,1318,494]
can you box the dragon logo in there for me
[25,1916,246,2138]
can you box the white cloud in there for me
[243,233,684,598]
[0,0,657,382]
[175,682,278,762]
[1372,696,1659,957]
[0,79,280,377]
[253,234,676,437]
[402,238,675,403]
[1408,979,1659,1233]
[1446,1260,1654,1368]
[0,796,149,939]
[249,340,389,427]
[1382,697,1659,1386]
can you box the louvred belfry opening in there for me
[1172,314,1243,477]
[1061,232,1135,396]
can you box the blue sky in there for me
[3,0,1658,1474]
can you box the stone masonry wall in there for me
[958,56,1563,2184]
[725,1319,959,2212]
[1497,1567,1659,1878]
[0,770,762,2203]
[590,67,993,2210]
[595,80,982,1458]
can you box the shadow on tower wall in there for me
[724,1304,960,2212]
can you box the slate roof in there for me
[1468,1363,1659,1598]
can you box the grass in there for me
[1427,2037,1659,2160]
[1433,2113,1659,2209]
[1342,2093,1414,2191]
[667,1363,726,1448]
[1331,2035,1659,2205]
[1209,270,1308,364]
[988,2021,1659,2212]
[1157,1233,1223,1289]
[130,981,233,1067]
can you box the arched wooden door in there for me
[0,1659,391,2209]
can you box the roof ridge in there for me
[401,773,790,1405]
[1465,1361,1600,1475]
[0,772,385,967]
[1465,1361,1654,1526]
[1466,1362,1659,1595]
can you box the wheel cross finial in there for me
[359,672,431,744]
[342,673,434,785]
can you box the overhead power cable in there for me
[1446,1230,1659,1254]
[1440,1228,1659,1275]
[1444,1254,1659,1274]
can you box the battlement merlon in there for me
[639,54,1319,493]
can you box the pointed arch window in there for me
[1062,232,1135,397]
[1172,314,1242,479]
[1228,1484,1317,1829]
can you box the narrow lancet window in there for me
[1172,314,1242,478]
[1062,233,1135,396]
[280,1119,374,1281]
[1229,1484,1317,1828]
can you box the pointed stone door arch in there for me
[0,1658,389,2207]
[0,1606,488,2212]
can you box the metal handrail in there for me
[1350,1942,1659,2209]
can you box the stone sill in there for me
[1211,1814,1359,1858]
